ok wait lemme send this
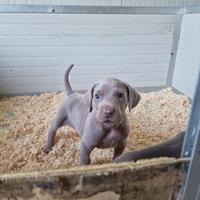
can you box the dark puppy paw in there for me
[44,146,52,154]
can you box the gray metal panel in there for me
[181,70,200,200]
[181,71,200,158]
[0,5,181,14]
[172,13,200,97]
[181,6,200,14]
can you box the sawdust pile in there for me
[0,88,190,174]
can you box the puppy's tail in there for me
[64,64,74,95]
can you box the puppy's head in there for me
[84,78,140,126]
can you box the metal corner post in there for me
[166,13,183,87]
[181,70,200,200]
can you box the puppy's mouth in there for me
[98,118,114,125]
[99,117,124,125]
[96,111,124,126]
[102,119,112,123]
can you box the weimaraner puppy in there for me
[45,64,141,165]
[113,131,185,163]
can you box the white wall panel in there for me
[0,13,175,94]
[172,14,200,98]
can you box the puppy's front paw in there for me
[44,146,52,154]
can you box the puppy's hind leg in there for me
[44,103,68,153]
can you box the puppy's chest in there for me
[97,129,121,148]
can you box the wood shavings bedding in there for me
[0,88,190,174]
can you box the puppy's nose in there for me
[103,106,115,118]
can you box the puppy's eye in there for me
[117,92,124,99]
[95,94,100,100]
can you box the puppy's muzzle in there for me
[103,105,115,118]
[99,104,117,122]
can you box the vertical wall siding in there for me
[172,14,200,98]
[0,13,175,94]
[0,0,200,7]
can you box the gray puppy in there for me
[45,64,140,165]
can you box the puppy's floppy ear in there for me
[84,83,97,112]
[125,83,140,112]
